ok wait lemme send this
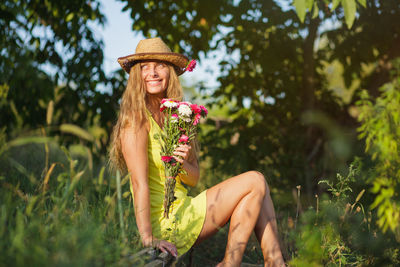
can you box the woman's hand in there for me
[145,239,178,257]
[173,143,199,187]
[173,144,191,165]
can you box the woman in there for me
[109,37,285,266]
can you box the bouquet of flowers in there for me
[157,99,208,218]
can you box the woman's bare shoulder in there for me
[120,119,150,147]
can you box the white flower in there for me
[182,117,191,122]
[171,117,178,123]
[178,104,192,117]
[163,101,178,108]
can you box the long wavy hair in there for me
[109,62,188,173]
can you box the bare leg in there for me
[254,182,285,267]
[194,171,268,266]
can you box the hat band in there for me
[120,59,183,73]
[121,60,135,71]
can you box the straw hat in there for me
[117,37,189,75]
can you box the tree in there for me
[119,0,400,201]
[1,0,107,134]
[2,0,399,234]
[293,0,366,28]
[357,74,400,233]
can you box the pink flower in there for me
[200,105,208,117]
[193,113,201,125]
[170,113,179,123]
[161,156,173,163]
[161,98,174,104]
[186,59,196,72]
[179,101,190,106]
[191,104,202,114]
[178,134,189,143]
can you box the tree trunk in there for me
[301,17,320,198]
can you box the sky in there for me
[94,0,221,89]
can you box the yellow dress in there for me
[130,111,207,256]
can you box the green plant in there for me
[0,134,141,266]
[357,76,400,233]
[290,162,400,266]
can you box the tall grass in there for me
[289,162,400,266]
[1,129,399,266]
[0,133,143,266]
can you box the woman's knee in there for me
[246,171,268,196]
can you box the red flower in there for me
[186,59,196,72]
[178,134,189,143]
[200,105,208,116]
[190,103,202,114]
[161,156,173,163]
[193,113,201,125]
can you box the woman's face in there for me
[140,61,170,96]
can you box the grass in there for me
[1,133,400,266]
[0,136,143,266]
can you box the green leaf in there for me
[357,0,366,8]
[98,166,105,185]
[293,0,307,23]
[66,13,74,22]
[6,136,51,148]
[1,136,51,156]
[312,2,319,19]
[342,0,357,28]
[332,0,341,10]
[46,100,54,125]
[60,124,94,142]
[306,0,314,11]
[355,189,365,203]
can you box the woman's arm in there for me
[121,124,153,245]
[121,123,178,257]
[173,143,199,187]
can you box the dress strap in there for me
[146,109,163,132]
[145,109,155,132]
[145,108,152,117]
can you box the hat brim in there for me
[117,52,189,76]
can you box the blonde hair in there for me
[108,63,185,173]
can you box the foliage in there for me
[0,0,122,156]
[0,131,143,266]
[2,0,400,265]
[290,162,400,266]
[119,0,400,199]
[3,0,400,202]
[357,76,400,233]
[318,164,358,200]
[293,0,366,28]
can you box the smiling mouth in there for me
[146,80,162,85]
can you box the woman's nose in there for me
[148,65,158,77]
